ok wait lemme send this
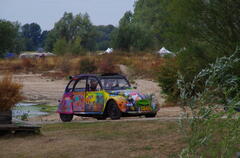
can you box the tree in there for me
[94,25,115,50]
[70,36,84,55]
[49,12,96,54]
[39,30,49,48]
[21,23,42,50]
[133,0,170,47]
[0,20,19,56]
[53,38,69,55]
[44,30,57,52]
[157,0,240,101]
[111,11,153,51]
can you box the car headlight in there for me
[127,95,135,103]
[151,94,158,109]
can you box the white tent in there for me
[104,48,113,54]
[157,47,175,56]
[19,52,56,58]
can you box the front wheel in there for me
[145,113,157,118]
[95,115,107,120]
[107,101,121,120]
[60,113,73,122]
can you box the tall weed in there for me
[0,74,24,111]
[178,48,240,157]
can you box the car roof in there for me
[70,73,125,80]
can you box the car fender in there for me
[105,96,128,112]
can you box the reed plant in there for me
[0,74,24,111]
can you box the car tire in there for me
[60,114,73,122]
[107,101,121,120]
[95,115,107,120]
[145,113,157,118]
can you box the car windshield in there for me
[100,76,131,90]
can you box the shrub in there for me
[0,74,24,111]
[53,38,69,55]
[21,58,34,68]
[178,49,240,157]
[97,55,119,74]
[58,57,72,75]
[10,61,23,72]
[158,58,179,102]
[79,57,97,73]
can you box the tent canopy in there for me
[104,48,113,54]
[157,47,175,56]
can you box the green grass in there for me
[34,104,57,113]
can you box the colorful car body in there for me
[57,74,159,121]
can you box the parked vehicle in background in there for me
[57,73,159,122]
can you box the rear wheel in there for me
[107,101,121,120]
[60,114,73,122]
[145,113,157,118]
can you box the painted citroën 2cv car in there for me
[57,73,159,122]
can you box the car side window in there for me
[73,78,87,92]
[87,77,101,91]
[66,80,76,92]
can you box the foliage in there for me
[94,25,116,50]
[47,12,96,54]
[166,0,240,55]
[111,11,154,51]
[53,38,69,55]
[133,0,170,46]
[148,0,240,102]
[70,36,84,55]
[178,49,240,157]
[97,55,119,74]
[0,20,19,56]
[0,74,24,111]
[21,23,42,51]
[0,20,49,55]
[158,58,179,101]
[58,57,72,74]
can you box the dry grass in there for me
[0,74,24,111]
[0,120,185,158]
[0,53,165,80]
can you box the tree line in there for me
[0,12,116,57]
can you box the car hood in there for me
[108,89,150,101]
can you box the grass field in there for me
[0,120,184,158]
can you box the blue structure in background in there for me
[4,52,16,59]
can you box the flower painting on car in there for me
[58,73,159,122]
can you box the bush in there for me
[21,58,34,68]
[97,55,119,74]
[158,58,179,102]
[178,49,240,157]
[0,74,24,111]
[10,61,23,72]
[58,57,72,75]
[79,57,97,73]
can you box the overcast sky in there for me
[0,0,135,31]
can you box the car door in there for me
[72,77,87,112]
[85,77,105,112]
[58,79,76,114]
